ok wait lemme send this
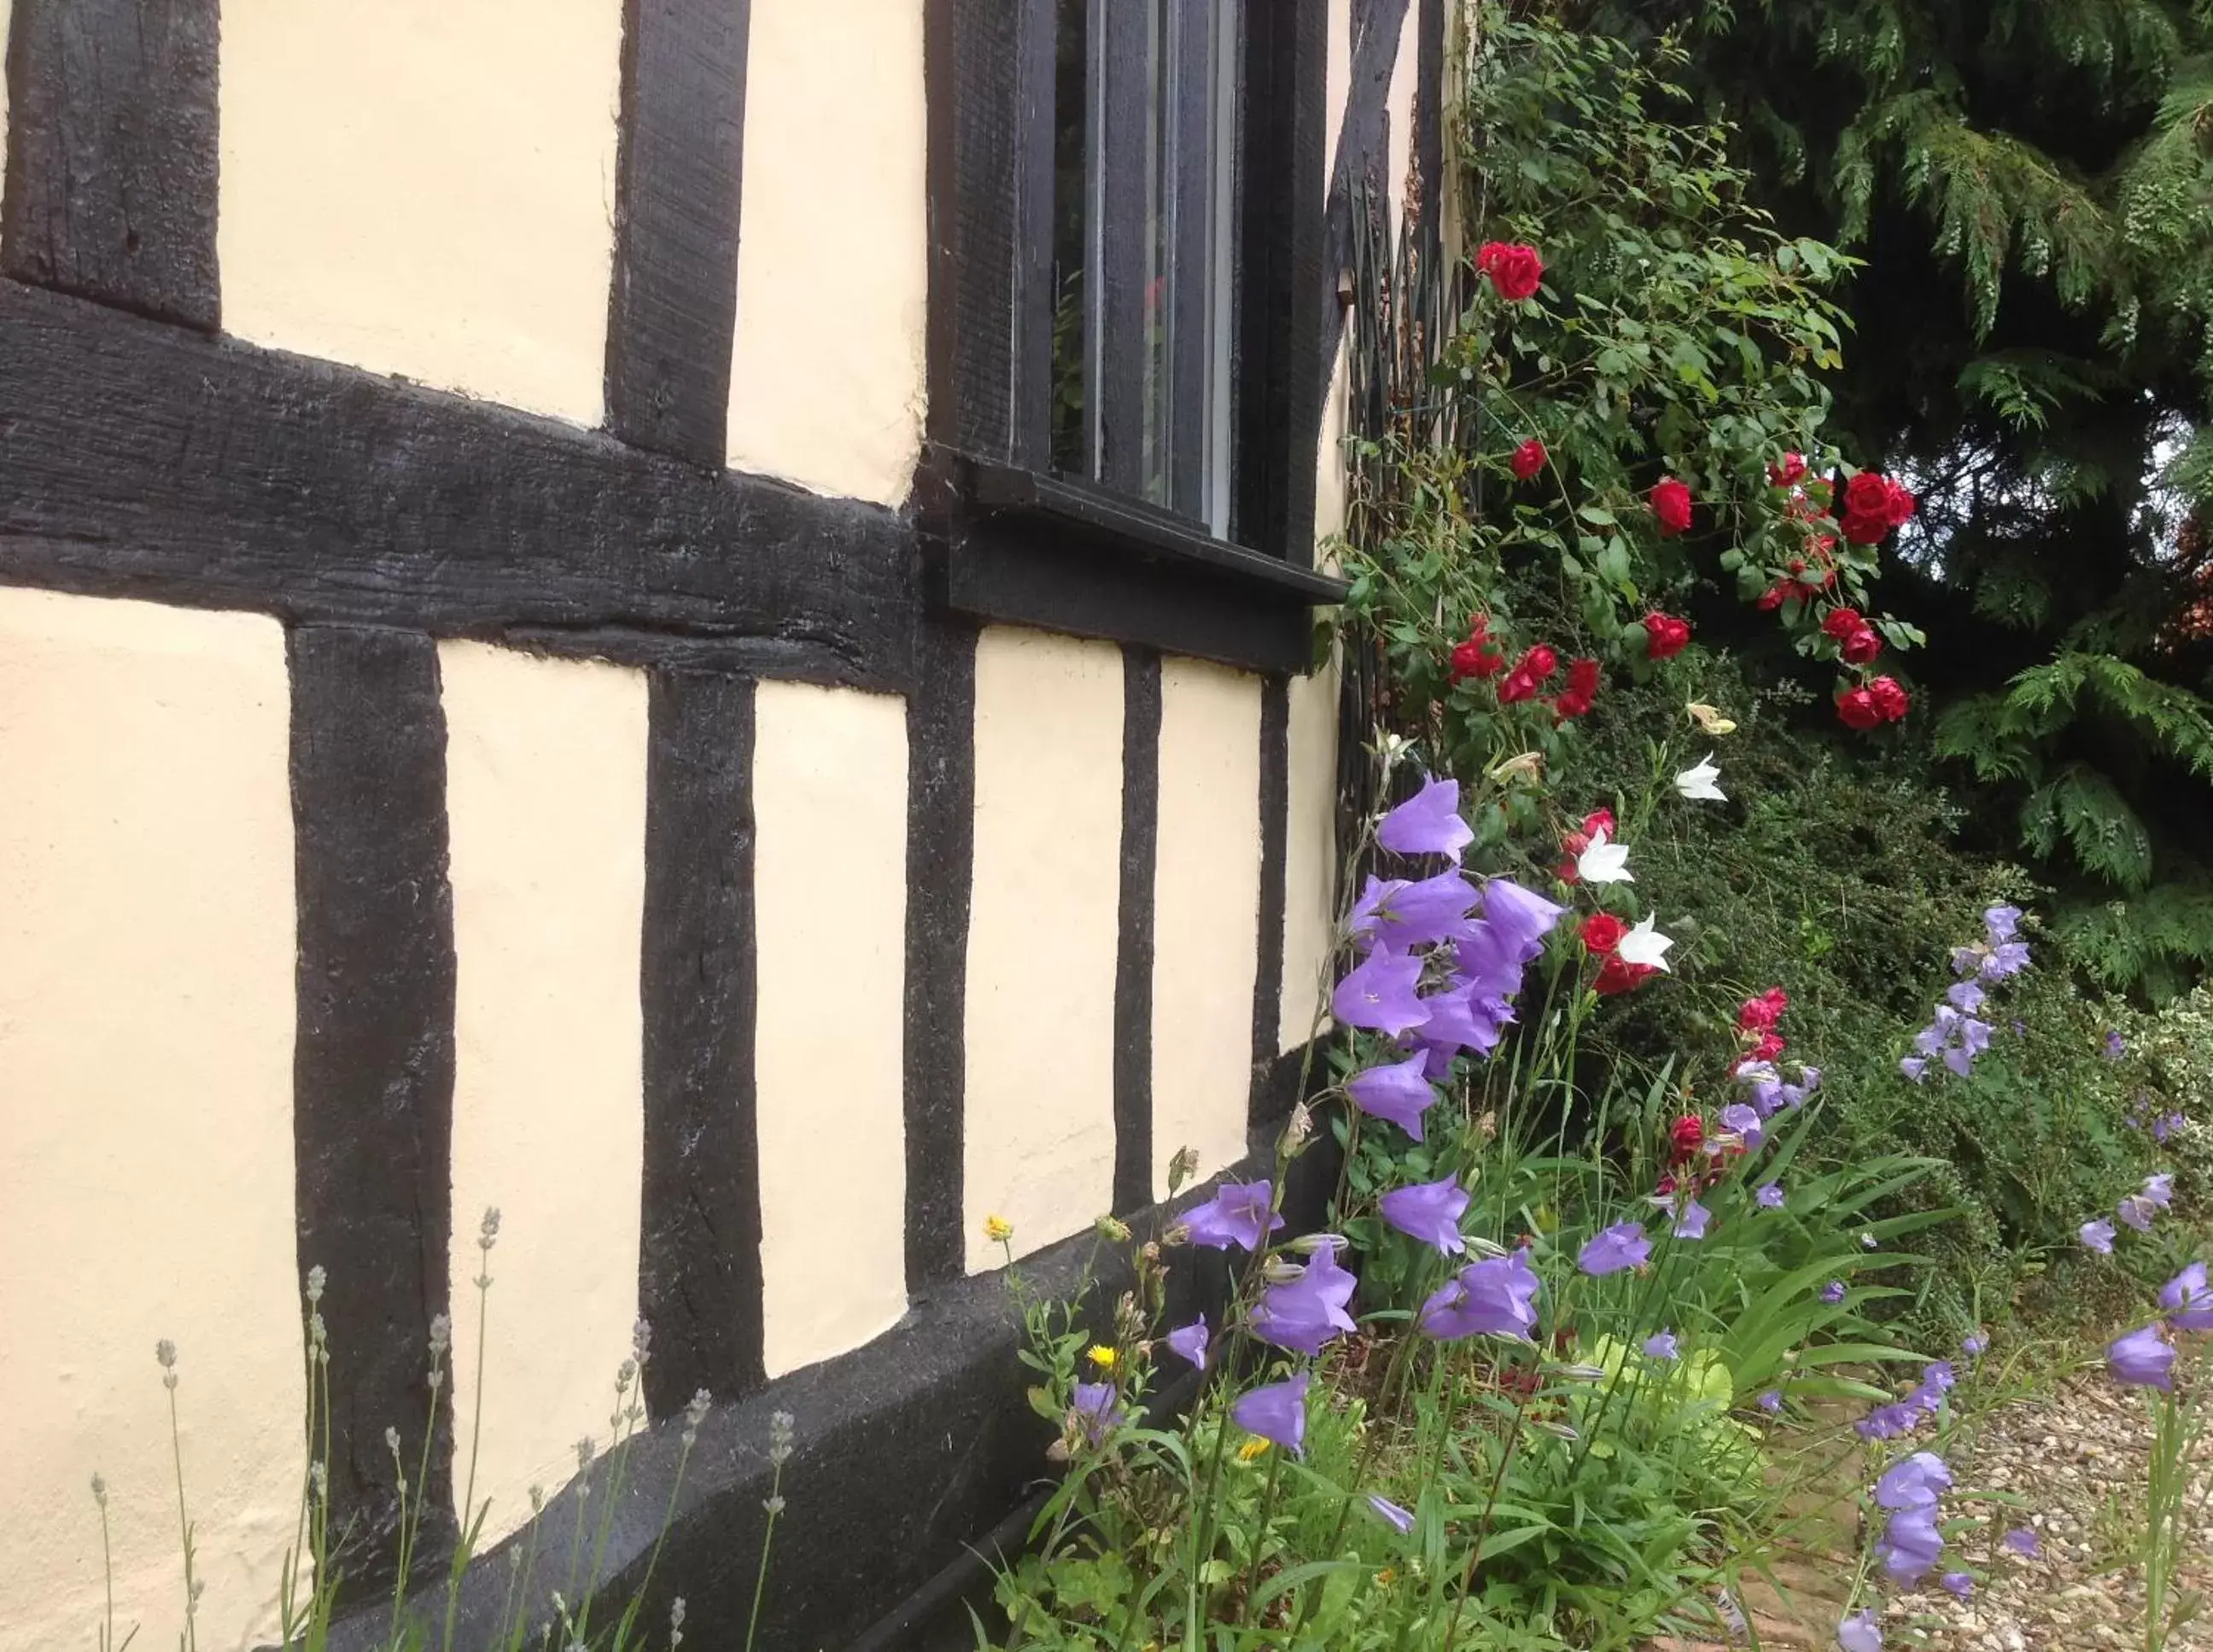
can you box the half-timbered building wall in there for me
[0,2,1433,1645]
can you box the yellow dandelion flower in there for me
[984,1213,1013,1243]
[1237,1437,1271,1462]
[1086,1345,1118,1371]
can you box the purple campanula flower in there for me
[1415,978,1511,1064]
[1982,941,2030,980]
[1577,1220,1650,1276]
[1900,1056,1928,1083]
[1962,1331,1987,1357]
[1345,875,1408,952]
[1877,1505,1943,1583]
[1366,1493,1415,1534]
[2154,1112,2187,1143]
[2002,1526,2041,1559]
[1379,1175,1470,1255]
[1757,1389,1784,1415]
[1070,1381,1124,1445]
[1360,870,1481,952]
[2110,1323,2176,1390]
[1673,1199,1712,1240]
[1946,979,1986,1014]
[1821,1281,1846,1305]
[2118,1194,2158,1235]
[2161,1261,2213,1332]
[1874,1451,1951,1509]
[2145,1172,2175,1208]
[1252,1239,1358,1357]
[1418,1250,1539,1342]
[1720,1102,1764,1147]
[1919,1360,1955,1396]
[1837,1608,1883,1652]
[1951,945,1981,978]
[1377,776,1472,863]
[2012,1018,2026,1036]
[1334,948,1429,1036]
[1756,1182,1785,1210]
[1643,1330,1679,1360]
[2081,1217,2117,1253]
[1180,1180,1282,1252]
[1985,903,2022,944]
[1165,1316,1210,1369]
[2105,1030,2126,1060]
[1477,877,1567,960]
[1230,1371,1309,1456]
[1346,1052,1438,1141]
[1940,1572,1973,1599]
[1748,1077,1786,1116]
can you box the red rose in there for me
[1668,1115,1707,1163]
[1755,581,1790,611]
[1840,473,1916,545]
[1553,657,1603,719]
[1450,639,1498,681]
[1595,955,1657,995]
[1836,687,1883,731]
[1749,1031,1786,1065]
[1650,478,1694,536]
[1476,241,1545,302]
[1497,667,1541,705]
[1644,612,1692,661]
[1820,607,1865,640]
[1510,438,1547,481]
[1840,627,1883,665]
[1868,675,1910,721]
[1737,988,1789,1033]
[1520,645,1560,680]
[1769,452,1808,487]
[1580,912,1628,954]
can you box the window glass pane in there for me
[1050,0,1090,478]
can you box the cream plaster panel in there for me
[727,0,927,504]
[1150,662,1262,1199]
[219,0,622,426]
[1280,660,1341,1054]
[1315,338,1351,543]
[754,681,909,1375]
[441,643,647,1545]
[963,628,1124,1273]
[1326,0,1352,180]
[0,593,300,1652]
[1385,2,1419,234]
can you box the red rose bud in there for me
[1868,675,1910,721]
[1750,1031,1785,1064]
[1643,612,1692,661]
[1650,478,1694,536]
[1553,657,1603,720]
[1579,912,1627,954]
[1475,241,1545,302]
[1755,581,1790,611]
[1768,452,1808,487]
[1510,438,1547,481]
[1583,807,1616,839]
[1836,687,1883,731]
[1820,606,1865,640]
[1467,610,1492,639]
[1497,667,1541,705]
[1668,1115,1707,1163]
[1521,645,1561,680]
[1840,627,1883,665]
[1450,639,1504,681]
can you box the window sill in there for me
[914,447,1345,674]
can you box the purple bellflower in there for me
[1180,1181,1283,1252]
[1643,1330,1679,1360]
[2145,1172,2175,1208]
[1720,1103,1764,1147]
[1333,948,1429,1037]
[2154,1112,2187,1143]
[1757,1390,1784,1415]
[1874,1451,1952,1509]
[1414,978,1511,1065]
[2118,1194,2158,1235]
[1379,1175,1470,1255]
[1353,870,1480,952]
[1673,1199,1713,1241]
[1251,1240,1358,1357]
[1940,1572,1974,1600]
[1821,1281,1847,1305]
[1230,1371,1309,1456]
[2081,1218,2117,1254]
[1165,1316,1210,1369]
[1877,1505,1943,1584]
[1577,1220,1650,1276]
[1071,1382,1124,1445]
[1476,877,1567,960]
[1756,1182,1786,1210]
[1376,776,1472,863]
[1961,1331,1987,1357]
[1366,1493,1415,1534]
[1418,1250,1539,1342]
[2110,1323,2176,1391]
[2105,1030,2126,1060]
[1985,904,2023,943]
[1346,1052,1439,1141]
[1836,1608,1883,1652]
[2160,1261,2213,1332]
[2002,1527,2041,1559]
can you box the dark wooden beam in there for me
[1112,646,1162,1213]
[1,0,221,329]
[604,0,751,468]
[0,280,919,689]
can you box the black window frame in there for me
[917,0,1341,676]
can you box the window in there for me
[920,0,1339,674]
[1049,0,1241,536]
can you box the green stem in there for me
[744,1457,787,1652]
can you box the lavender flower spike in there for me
[2109,1323,2176,1391]
[1179,1181,1283,1252]
[1379,1176,1470,1255]
[1346,1052,1439,1141]
[1577,1220,1650,1276]
[1229,1372,1310,1456]
[1376,776,1473,864]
